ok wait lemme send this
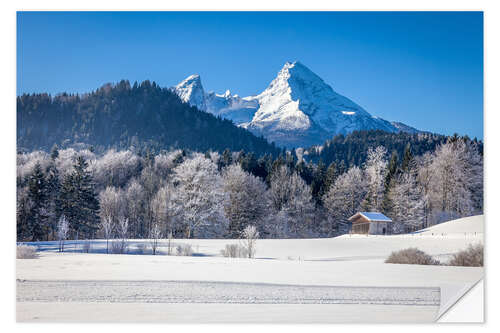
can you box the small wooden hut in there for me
[348,212,392,235]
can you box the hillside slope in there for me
[17,80,281,156]
[416,215,484,235]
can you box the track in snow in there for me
[17,280,440,306]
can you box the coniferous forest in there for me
[17,80,282,156]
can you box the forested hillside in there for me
[17,80,282,156]
[304,130,483,167]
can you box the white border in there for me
[3,1,498,332]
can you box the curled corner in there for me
[436,276,484,322]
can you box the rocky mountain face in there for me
[174,61,420,148]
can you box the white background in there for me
[1,0,498,332]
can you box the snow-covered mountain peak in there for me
[174,75,258,124]
[176,74,203,91]
[251,61,373,132]
[279,61,324,83]
[172,62,419,148]
[174,74,206,110]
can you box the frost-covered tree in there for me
[361,146,388,211]
[173,155,226,238]
[388,172,424,233]
[268,166,315,237]
[463,141,484,214]
[124,179,145,237]
[16,151,51,185]
[98,186,122,253]
[222,164,268,237]
[55,148,96,179]
[208,151,221,168]
[149,222,162,255]
[241,225,259,258]
[116,216,129,254]
[91,150,142,190]
[57,215,69,252]
[139,165,162,237]
[428,139,482,223]
[154,150,181,179]
[323,166,367,231]
[415,152,434,228]
[151,183,178,237]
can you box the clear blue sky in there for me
[17,11,483,139]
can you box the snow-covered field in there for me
[16,215,484,323]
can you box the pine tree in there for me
[240,152,258,175]
[50,144,59,161]
[311,160,327,205]
[221,148,232,168]
[254,154,270,180]
[59,156,100,239]
[338,160,347,175]
[285,152,296,172]
[324,162,338,193]
[401,143,413,172]
[26,162,49,241]
[296,160,313,184]
[16,188,32,241]
[266,155,285,185]
[381,151,399,215]
[45,163,61,240]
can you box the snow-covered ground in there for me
[16,215,484,323]
[16,303,439,323]
[416,215,484,235]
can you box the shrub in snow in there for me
[17,245,38,259]
[110,240,128,254]
[220,244,248,258]
[176,244,193,256]
[166,232,174,255]
[448,244,483,267]
[385,248,440,265]
[149,222,162,255]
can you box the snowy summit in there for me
[174,61,418,147]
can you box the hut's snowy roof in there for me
[349,212,392,222]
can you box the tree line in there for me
[17,135,483,242]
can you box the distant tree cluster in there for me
[16,135,483,242]
[303,130,482,168]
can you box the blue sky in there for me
[17,11,483,139]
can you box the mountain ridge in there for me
[174,61,421,148]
